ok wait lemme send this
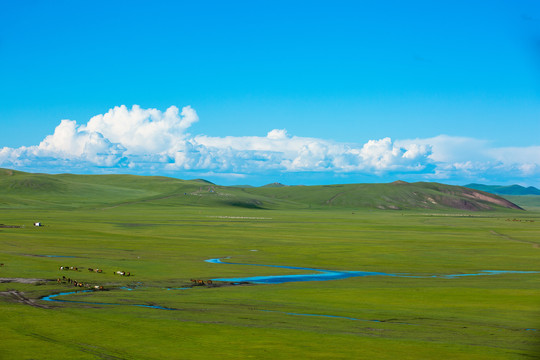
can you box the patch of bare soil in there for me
[436,195,491,211]
[463,191,523,210]
[0,290,51,308]
[0,224,21,228]
[0,278,50,284]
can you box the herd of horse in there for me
[58,266,131,276]
[59,266,79,271]
[56,275,104,290]
[55,266,216,290]
[114,270,131,276]
[57,265,133,290]
[190,279,213,286]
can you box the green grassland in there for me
[1,170,539,359]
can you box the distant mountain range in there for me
[0,168,523,211]
[465,184,540,196]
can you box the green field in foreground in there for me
[1,202,539,359]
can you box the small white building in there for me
[34,222,42,227]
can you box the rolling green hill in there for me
[0,168,522,211]
[243,180,522,211]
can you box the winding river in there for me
[40,258,539,314]
[204,258,540,283]
[41,289,176,310]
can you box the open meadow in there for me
[1,193,539,359]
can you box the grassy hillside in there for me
[0,169,185,208]
[245,181,522,211]
[0,169,522,211]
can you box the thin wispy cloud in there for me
[0,105,538,185]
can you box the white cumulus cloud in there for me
[1,105,539,185]
[82,105,197,155]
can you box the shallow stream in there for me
[204,258,539,283]
[40,258,539,315]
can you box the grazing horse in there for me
[60,266,78,271]
[88,268,94,272]
[197,280,205,285]
[206,280,213,285]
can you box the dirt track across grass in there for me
[0,277,51,284]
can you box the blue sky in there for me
[1,1,539,186]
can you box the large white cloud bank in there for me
[1,105,538,184]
